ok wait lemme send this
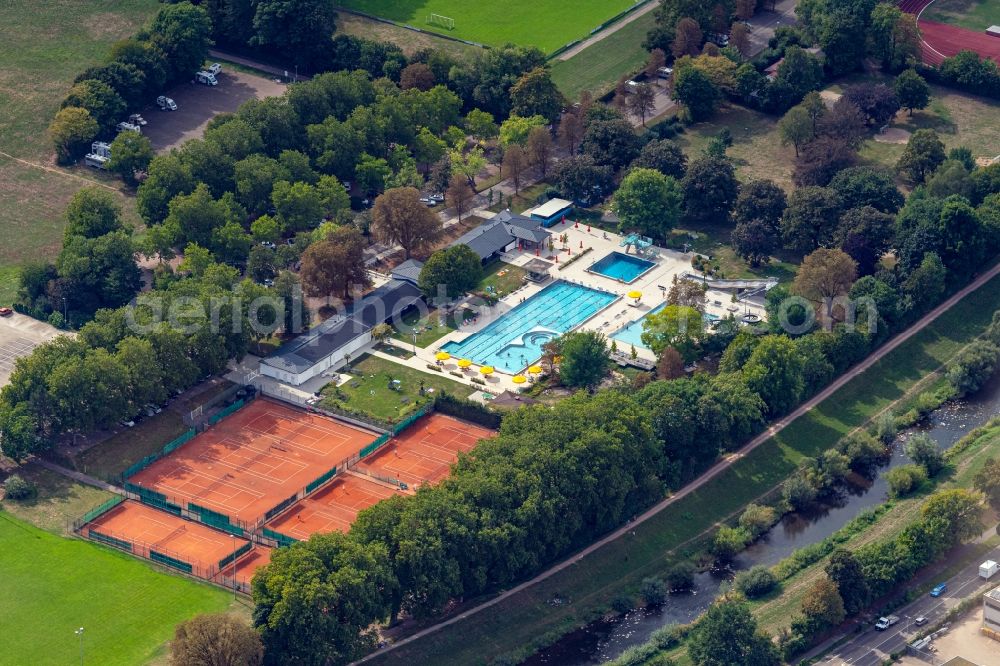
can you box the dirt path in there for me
[355,259,1000,663]
[555,0,659,61]
[0,151,119,192]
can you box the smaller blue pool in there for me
[611,305,721,351]
[587,252,656,283]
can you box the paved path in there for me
[33,458,120,493]
[556,0,660,61]
[355,259,1000,663]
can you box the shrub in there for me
[905,432,945,476]
[712,526,750,561]
[738,503,778,540]
[425,363,443,372]
[665,561,695,591]
[640,577,668,606]
[611,593,634,614]
[886,464,927,498]
[3,474,37,500]
[649,623,683,650]
[873,411,897,444]
[734,565,778,598]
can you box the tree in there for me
[801,577,846,629]
[921,488,983,547]
[641,577,668,606]
[613,168,683,241]
[450,145,487,187]
[148,2,213,83]
[498,114,547,147]
[781,186,843,252]
[646,48,668,82]
[64,188,123,240]
[412,127,447,175]
[792,248,858,320]
[251,0,336,68]
[712,526,749,561]
[138,154,195,225]
[902,252,947,313]
[49,107,99,164]
[732,219,780,266]
[739,504,778,540]
[682,156,738,225]
[666,276,707,310]
[641,304,704,360]
[973,457,1000,511]
[743,335,805,415]
[510,67,563,123]
[672,18,703,59]
[736,0,756,19]
[897,129,946,183]
[553,155,613,203]
[417,244,483,301]
[906,432,946,476]
[820,9,867,77]
[632,139,687,179]
[844,83,900,127]
[688,600,781,666]
[657,347,686,379]
[446,175,474,221]
[272,180,324,232]
[870,4,921,70]
[557,110,584,154]
[0,402,42,462]
[673,66,720,121]
[465,109,498,142]
[777,46,824,100]
[62,79,125,133]
[730,22,751,57]
[558,331,608,389]
[525,126,554,178]
[580,118,642,171]
[502,145,527,194]
[628,83,657,126]
[355,154,392,195]
[894,69,930,115]
[733,180,787,228]
[300,227,370,299]
[372,187,442,259]
[400,62,435,91]
[948,340,1000,397]
[824,549,870,615]
[171,613,263,666]
[828,166,904,213]
[836,206,895,275]
[108,132,154,185]
[778,105,814,157]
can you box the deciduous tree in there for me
[792,248,858,320]
[613,168,683,241]
[417,244,483,301]
[49,107,99,164]
[372,187,442,259]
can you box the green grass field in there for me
[921,0,1000,31]
[334,0,636,53]
[0,0,154,304]
[365,269,1000,665]
[0,511,237,666]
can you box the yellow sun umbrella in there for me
[457,358,472,368]
[527,365,543,374]
[512,375,527,384]
[480,366,495,376]
[435,351,451,361]
[627,290,642,299]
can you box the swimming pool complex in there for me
[587,251,656,283]
[442,280,616,372]
[611,304,720,351]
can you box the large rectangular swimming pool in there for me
[443,280,617,372]
[587,251,656,283]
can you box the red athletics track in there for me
[898,0,1000,65]
[353,413,496,489]
[129,398,378,523]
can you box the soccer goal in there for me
[426,13,455,30]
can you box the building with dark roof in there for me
[451,210,550,262]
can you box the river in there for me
[522,372,1000,665]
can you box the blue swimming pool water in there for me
[443,280,617,372]
[587,252,656,283]
[611,305,721,351]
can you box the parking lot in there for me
[142,68,287,152]
[0,313,65,386]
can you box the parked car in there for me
[419,196,436,206]
[874,615,899,631]
[119,419,135,428]
[930,583,947,597]
[260,240,276,250]
[207,62,222,76]
[429,193,444,203]
[657,66,674,78]
[0,307,12,316]
[262,278,274,287]
[145,403,162,415]
[914,616,928,627]
[128,113,147,126]
[156,95,177,111]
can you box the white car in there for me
[156,95,177,111]
[207,62,222,76]
[119,419,135,428]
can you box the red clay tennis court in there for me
[265,473,404,538]
[215,544,273,589]
[354,413,495,488]
[86,500,250,574]
[129,398,378,523]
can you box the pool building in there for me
[442,280,617,372]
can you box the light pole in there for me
[75,627,84,665]
[412,331,417,355]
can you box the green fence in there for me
[305,466,338,495]
[150,549,194,574]
[262,527,297,548]
[120,428,196,481]
[209,398,245,426]
[392,405,429,436]
[77,495,124,527]
[125,482,183,515]
[217,541,253,570]
[263,493,299,522]
[359,432,391,459]
[88,529,133,552]
[188,502,246,536]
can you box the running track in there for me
[355,261,1000,664]
[898,0,1000,65]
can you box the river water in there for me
[523,373,1000,665]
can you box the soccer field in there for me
[0,512,235,666]
[334,0,640,53]
[921,0,1000,31]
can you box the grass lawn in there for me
[321,354,474,423]
[477,259,527,298]
[0,0,154,304]
[489,182,552,214]
[364,269,1000,666]
[63,411,189,482]
[391,307,463,348]
[921,0,1000,31]
[1,463,115,534]
[336,11,482,59]
[667,223,800,283]
[333,0,635,53]
[0,510,239,666]
[551,9,658,98]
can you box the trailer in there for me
[116,121,142,134]
[84,141,111,169]
[156,95,177,111]
[981,560,999,579]
[195,71,218,86]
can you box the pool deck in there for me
[429,220,767,378]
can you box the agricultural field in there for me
[921,0,1000,31]
[0,0,156,305]
[0,511,238,666]
[333,0,637,53]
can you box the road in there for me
[817,540,1000,665]
[355,261,1000,663]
